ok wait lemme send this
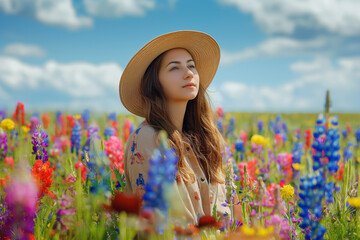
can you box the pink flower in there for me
[4,156,14,167]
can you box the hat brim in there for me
[119,30,220,117]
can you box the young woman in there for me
[119,31,241,225]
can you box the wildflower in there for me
[240,225,256,236]
[251,134,265,146]
[3,164,38,238]
[22,126,30,133]
[197,216,222,229]
[105,192,142,215]
[348,197,360,208]
[0,131,7,160]
[12,102,25,126]
[71,121,81,155]
[292,163,304,171]
[257,120,264,133]
[30,116,40,133]
[31,131,49,163]
[31,160,54,199]
[4,156,14,167]
[1,118,15,130]
[104,127,115,140]
[216,106,224,118]
[0,110,6,120]
[75,161,87,183]
[281,184,294,200]
[217,119,224,134]
[104,136,124,174]
[81,109,90,129]
[257,226,274,237]
[143,131,179,225]
[122,119,133,142]
[225,116,235,138]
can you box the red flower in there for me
[334,161,344,180]
[12,101,25,126]
[305,129,312,149]
[197,216,222,229]
[31,160,54,199]
[42,113,51,130]
[105,192,142,216]
[75,161,88,183]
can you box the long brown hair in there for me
[140,48,224,184]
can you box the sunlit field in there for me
[0,102,359,240]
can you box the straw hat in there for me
[119,30,220,117]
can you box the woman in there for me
[119,31,241,226]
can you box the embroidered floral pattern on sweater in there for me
[130,127,145,165]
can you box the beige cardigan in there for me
[124,121,231,225]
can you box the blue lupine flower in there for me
[142,132,179,232]
[298,172,327,240]
[341,128,348,139]
[355,127,360,145]
[257,120,264,133]
[82,126,100,159]
[217,119,224,134]
[0,110,6,120]
[104,127,115,140]
[235,140,245,152]
[82,109,90,129]
[56,111,62,126]
[343,142,353,162]
[71,121,82,155]
[225,116,235,138]
[235,140,245,161]
[108,112,116,122]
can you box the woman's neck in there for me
[167,101,187,133]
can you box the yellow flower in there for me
[251,134,265,146]
[257,226,274,237]
[22,126,30,133]
[292,163,304,171]
[348,197,360,208]
[74,114,81,120]
[281,184,294,200]
[241,226,256,236]
[1,118,15,130]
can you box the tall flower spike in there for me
[142,130,179,232]
[0,130,7,160]
[71,120,82,155]
[31,130,49,163]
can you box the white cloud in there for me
[218,57,360,112]
[221,37,327,65]
[83,0,155,17]
[0,56,123,97]
[3,43,46,58]
[0,0,92,30]
[218,0,360,36]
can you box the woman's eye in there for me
[188,65,195,69]
[170,66,178,71]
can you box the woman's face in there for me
[158,48,199,103]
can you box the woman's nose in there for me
[184,67,194,79]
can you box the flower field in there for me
[0,102,360,240]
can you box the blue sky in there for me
[1,0,360,114]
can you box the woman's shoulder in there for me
[128,121,159,148]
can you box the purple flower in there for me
[31,131,49,163]
[3,171,38,238]
[0,131,7,160]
